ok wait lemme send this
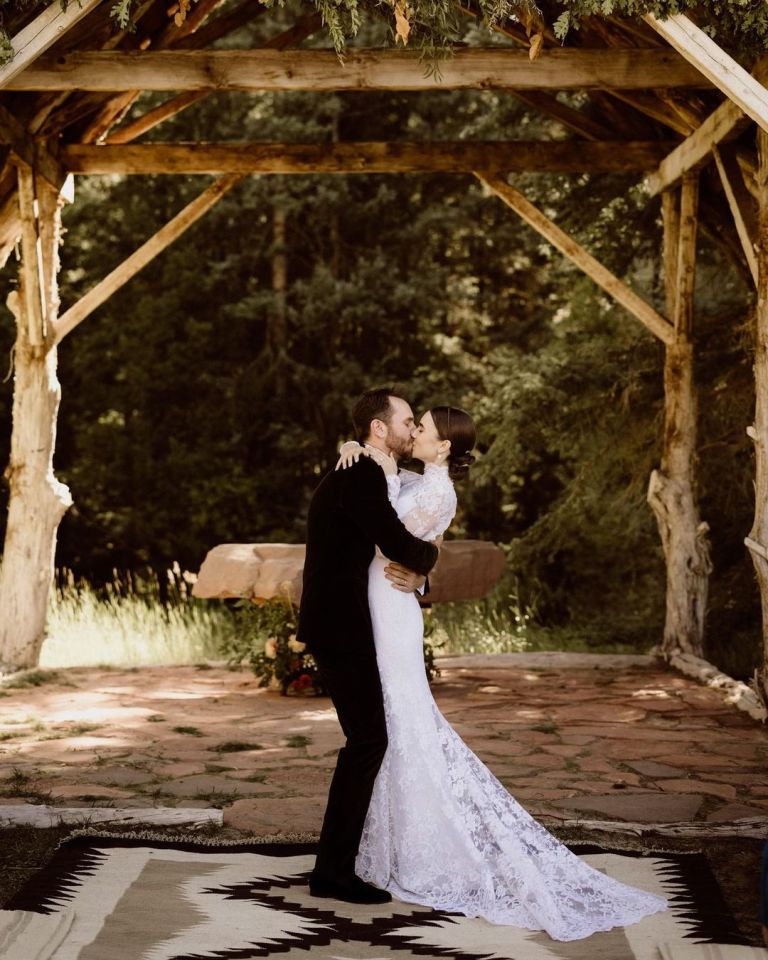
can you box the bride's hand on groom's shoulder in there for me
[335,441,397,476]
[335,441,365,471]
[368,448,398,476]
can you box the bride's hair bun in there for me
[430,406,477,483]
[448,451,476,482]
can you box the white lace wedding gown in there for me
[354,462,668,941]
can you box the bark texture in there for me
[748,129,768,701]
[0,176,71,671]
[647,177,712,657]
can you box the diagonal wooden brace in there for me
[53,174,244,344]
[476,171,675,344]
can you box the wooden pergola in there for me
[0,0,766,699]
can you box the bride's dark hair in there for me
[430,406,476,482]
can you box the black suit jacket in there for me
[297,457,438,661]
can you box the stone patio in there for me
[0,653,765,834]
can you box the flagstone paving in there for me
[0,653,765,834]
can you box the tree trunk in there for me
[0,173,71,672]
[748,129,768,700]
[647,175,712,657]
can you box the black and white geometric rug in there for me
[0,833,756,960]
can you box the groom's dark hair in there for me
[352,387,401,442]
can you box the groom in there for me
[297,387,439,904]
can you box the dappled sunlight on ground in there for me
[0,659,764,834]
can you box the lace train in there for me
[355,557,668,942]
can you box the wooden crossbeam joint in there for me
[0,0,103,91]
[745,536,768,563]
[644,14,768,134]
[647,57,768,198]
[0,103,67,190]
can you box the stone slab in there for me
[223,797,322,834]
[48,784,135,799]
[625,761,687,778]
[193,540,505,605]
[658,779,737,800]
[705,802,768,822]
[550,791,705,822]
[435,653,658,670]
[0,803,222,827]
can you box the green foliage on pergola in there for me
[1,0,768,64]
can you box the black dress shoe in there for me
[308,874,392,904]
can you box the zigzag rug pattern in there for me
[0,835,748,960]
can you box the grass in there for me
[31,568,663,677]
[3,670,61,689]
[285,735,311,748]
[0,769,54,805]
[429,591,663,658]
[12,567,671,678]
[531,721,559,735]
[215,741,263,753]
[40,567,238,669]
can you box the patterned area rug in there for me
[0,832,753,960]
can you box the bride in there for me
[335,406,667,942]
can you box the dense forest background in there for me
[0,12,761,675]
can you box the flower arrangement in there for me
[224,596,444,693]
[226,597,327,696]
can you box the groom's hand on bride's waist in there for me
[384,562,427,593]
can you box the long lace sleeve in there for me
[385,474,401,506]
[399,465,457,541]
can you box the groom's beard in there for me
[386,431,414,461]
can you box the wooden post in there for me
[746,129,768,701]
[0,173,72,672]
[647,173,712,658]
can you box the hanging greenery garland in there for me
[0,0,767,69]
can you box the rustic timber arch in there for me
[0,0,765,703]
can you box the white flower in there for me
[264,638,277,659]
[288,638,306,653]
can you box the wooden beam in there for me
[106,12,323,145]
[8,48,713,92]
[0,103,66,189]
[16,165,46,346]
[0,0,103,91]
[53,175,243,343]
[60,140,677,175]
[647,94,753,196]
[105,91,208,144]
[713,144,758,285]
[608,89,693,136]
[78,0,229,144]
[508,91,614,141]
[644,13,768,133]
[477,171,674,344]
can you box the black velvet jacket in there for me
[296,457,438,660]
